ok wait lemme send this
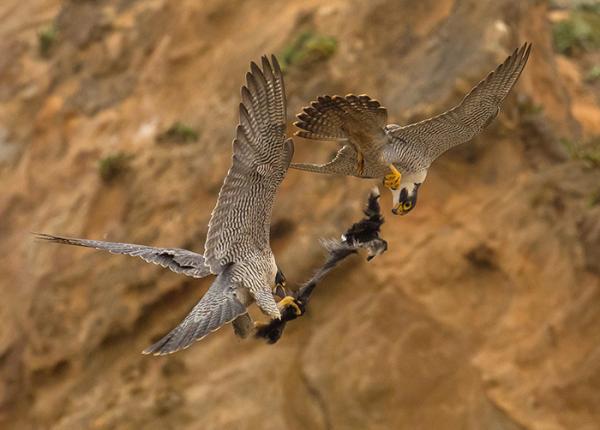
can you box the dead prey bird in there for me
[291,43,531,215]
[256,187,388,344]
[35,56,298,355]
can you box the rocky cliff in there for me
[1,0,599,429]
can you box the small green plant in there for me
[588,188,600,207]
[280,31,337,70]
[552,8,600,55]
[560,137,600,167]
[585,65,600,82]
[38,24,58,58]
[581,138,600,166]
[580,2,600,14]
[517,97,544,116]
[98,152,131,184]
[156,122,199,144]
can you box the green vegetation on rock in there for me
[589,188,600,207]
[280,31,337,70]
[98,152,131,184]
[156,122,199,144]
[552,6,600,55]
[38,24,58,58]
[585,64,600,82]
[560,136,600,167]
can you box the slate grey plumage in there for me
[36,55,293,355]
[291,43,532,215]
[33,233,211,278]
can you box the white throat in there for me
[401,170,428,188]
[390,170,428,205]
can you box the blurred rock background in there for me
[1,0,599,428]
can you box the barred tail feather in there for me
[294,94,387,141]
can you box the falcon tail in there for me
[294,94,386,141]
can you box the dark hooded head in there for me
[392,183,421,215]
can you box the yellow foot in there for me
[383,164,402,190]
[277,296,302,316]
[357,152,365,175]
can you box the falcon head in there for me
[391,182,421,215]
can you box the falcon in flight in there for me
[291,43,531,215]
[36,55,298,355]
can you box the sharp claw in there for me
[383,165,402,191]
[274,284,287,299]
[277,296,302,316]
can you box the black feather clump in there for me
[342,187,385,246]
[255,188,388,344]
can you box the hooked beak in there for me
[391,188,402,215]
[392,204,407,216]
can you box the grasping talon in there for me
[383,164,401,190]
[277,295,302,316]
[274,283,287,299]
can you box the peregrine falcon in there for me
[36,55,298,354]
[291,43,531,215]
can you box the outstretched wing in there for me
[204,55,293,273]
[389,43,531,163]
[291,145,362,177]
[143,269,246,355]
[34,233,211,278]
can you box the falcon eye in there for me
[403,202,412,210]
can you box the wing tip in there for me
[32,232,53,241]
[284,137,295,162]
[141,321,233,357]
[142,330,198,356]
[510,41,533,66]
[32,232,70,244]
[522,41,533,61]
[271,54,282,76]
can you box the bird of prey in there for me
[35,55,298,355]
[291,43,531,215]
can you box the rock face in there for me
[1,0,599,429]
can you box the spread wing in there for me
[33,233,211,278]
[143,269,247,355]
[389,42,531,163]
[203,55,293,273]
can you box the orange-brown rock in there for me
[1,0,599,429]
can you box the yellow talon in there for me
[383,164,402,190]
[277,296,302,316]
